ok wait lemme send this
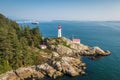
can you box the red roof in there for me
[72,39,80,42]
[58,24,61,29]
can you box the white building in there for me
[58,24,62,37]
[72,38,80,44]
[39,45,47,49]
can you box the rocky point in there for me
[0,37,111,80]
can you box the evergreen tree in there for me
[0,13,43,73]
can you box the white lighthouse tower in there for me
[58,24,62,37]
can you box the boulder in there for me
[37,63,56,78]
[52,51,59,57]
[0,71,19,80]
[53,71,62,79]
[32,71,44,78]
[15,67,34,79]
[91,46,111,56]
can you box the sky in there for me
[0,0,120,21]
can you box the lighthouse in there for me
[58,24,62,37]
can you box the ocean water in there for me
[20,21,120,80]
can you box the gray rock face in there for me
[37,63,59,78]
[0,71,19,80]
[80,46,111,56]
[93,46,110,56]
[52,56,85,77]
[0,64,62,80]
[52,51,59,57]
[55,45,73,55]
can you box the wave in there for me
[98,22,120,31]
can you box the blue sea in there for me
[20,21,120,80]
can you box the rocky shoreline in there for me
[0,37,110,80]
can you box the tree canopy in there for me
[0,13,43,73]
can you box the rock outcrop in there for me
[52,56,86,76]
[0,64,62,80]
[0,37,111,80]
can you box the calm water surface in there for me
[20,21,120,80]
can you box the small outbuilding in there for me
[39,45,47,49]
[72,38,80,44]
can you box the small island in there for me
[0,13,110,80]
